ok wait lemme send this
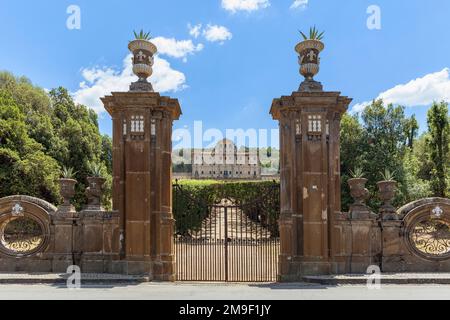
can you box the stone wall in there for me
[0,196,122,274]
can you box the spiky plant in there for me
[299,26,324,41]
[61,166,77,179]
[350,167,365,179]
[88,163,103,178]
[133,29,152,41]
[380,169,396,182]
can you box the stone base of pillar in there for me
[298,79,323,92]
[153,256,176,282]
[278,257,332,282]
[129,80,154,92]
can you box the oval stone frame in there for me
[0,197,54,258]
[401,199,450,262]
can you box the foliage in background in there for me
[0,71,449,217]
[0,72,112,210]
[426,102,450,197]
[173,180,280,237]
[341,100,449,211]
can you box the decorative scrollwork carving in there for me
[409,218,450,260]
[0,217,45,255]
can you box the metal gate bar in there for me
[174,183,280,282]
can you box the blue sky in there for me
[1,0,449,148]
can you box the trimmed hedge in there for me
[173,180,280,237]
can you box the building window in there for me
[308,115,322,133]
[131,115,145,133]
[123,119,127,135]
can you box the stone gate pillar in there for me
[270,38,351,281]
[101,38,181,280]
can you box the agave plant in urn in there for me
[58,166,77,216]
[296,26,325,92]
[84,163,106,211]
[377,169,398,220]
[348,167,375,219]
[128,29,157,92]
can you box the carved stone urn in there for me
[85,176,106,210]
[348,178,374,219]
[348,178,369,205]
[377,180,398,220]
[128,39,157,92]
[59,179,76,205]
[58,178,77,215]
[295,39,324,92]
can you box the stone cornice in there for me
[101,92,182,120]
[270,91,352,120]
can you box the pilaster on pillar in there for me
[271,91,351,280]
[102,92,181,279]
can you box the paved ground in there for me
[0,282,449,300]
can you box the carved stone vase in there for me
[348,178,369,205]
[85,176,106,210]
[128,39,157,92]
[377,180,398,220]
[295,39,324,92]
[58,178,77,216]
[348,178,373,219]
[59,179,76,206]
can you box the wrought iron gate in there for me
[173,182,280,282]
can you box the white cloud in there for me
[188,23,202,38]
[352,68,450,113]
[73,54,186,114]
[203,24,233,44]
[290,0,308,10]
[221,0,270,13]
[151,36,204,62]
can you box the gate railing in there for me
[173,181,280,282]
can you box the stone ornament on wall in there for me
[85,176,106,210]
[0,198,52,258]
[295,38,324,92]
[11,203,24,217]
[408,215,450,261]
[128,36,157,92]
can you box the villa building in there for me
[191,139,261,180]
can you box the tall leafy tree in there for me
[404,115,419,149]
[0,72,112,210]
[0,90,60,202]
[360,100,409,208]
[340,113,365,211]
[426,101,450,197]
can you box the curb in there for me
[302,276,450,285]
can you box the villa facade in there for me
[191,139,261,180]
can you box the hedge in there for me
[173,180,280,238]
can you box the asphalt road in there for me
[0,282,449,300]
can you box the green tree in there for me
[0,72,113,210]
[0,90,60,203]
[340,113,365,211]
[404,115,419,149]
[426,101,450,197]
